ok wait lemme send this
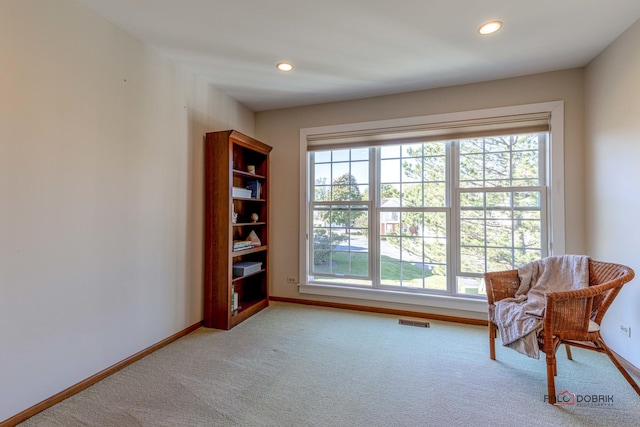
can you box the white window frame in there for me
[298,101,565,313]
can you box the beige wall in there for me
[256,69,586,318]
[585,19,640,367]
[0,0,253,420]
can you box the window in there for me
[300,102,564,311]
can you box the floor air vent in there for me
[399,319,430,328]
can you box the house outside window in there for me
[299,102,564,312]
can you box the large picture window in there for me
[301,102,564,308]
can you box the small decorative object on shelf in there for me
[232,203,238,224]
[204,130,272,330]
[247,230,261,246]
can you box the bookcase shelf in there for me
[233,169,266,180]
[232,198,266,202]
[204,130,272,330]
[231,269,266,282]
[233,222,266,227]
[231,245,268,256]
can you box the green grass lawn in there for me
[314,252,446,289]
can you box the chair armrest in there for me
[543,282,620,340]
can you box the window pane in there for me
[515,249,542,266]
[381,145,400,159]
[460,246,485,274]
[486,219,512,247]
[314,163,331,186]
[314,185,331,201]
[350,147,369,161]
[460,219,485,246]
[314,151,331,163]
[485,137,510,152]
[402,144,423,158]
[332,149,349,162]
[459,154,484,185]
[379,210,447,291]
[513,134,541,150]
[459,133,543,188]
[381,159,401,183]
[380,184,400,201]
[401,183,423,207]
[332,162,350,181]
[424,182,445,207]
[514,192,540,208]
[457,276,486,295]
[459,189,543,275]
[487,248,514,271]
[351,160,369,185]
[486,192,511,208]
[460,139,483,154]
[512,151,539,181]
[311,204,369,278]
[485,152,510,182]
[401,157,423,182]
[460,192,484,207]
[424,155,446,181]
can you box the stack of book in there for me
[232,261,263,277]
[232,240,254,251]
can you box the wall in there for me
[585,19,640,367]
[0,0,254,420]
[257,69,586,320]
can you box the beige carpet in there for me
[20,302,640,426]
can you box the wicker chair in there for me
[485,259,640,404]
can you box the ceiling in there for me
[76,0,640,112]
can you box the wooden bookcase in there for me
[203,130,272,330]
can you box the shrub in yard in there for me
[313,229,347,265]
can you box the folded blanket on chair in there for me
[493,255,590,358]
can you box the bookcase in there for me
[203,130,272,330]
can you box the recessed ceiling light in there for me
[478,21,503,35]
[276,62,294,72]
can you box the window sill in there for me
[299,283,488,313]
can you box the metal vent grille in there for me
[398,319,430,328]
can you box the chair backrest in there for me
[588,260,635,324]
[485,269,519,306]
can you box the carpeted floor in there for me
[20,302,640,426]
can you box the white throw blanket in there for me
[492,255,590,358]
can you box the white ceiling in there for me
[77,0,640,112]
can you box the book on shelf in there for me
[232,240,254,251]
[231,284,238,314]
[246,179,261,199]
[233,261,263,277]
[232,187,252,198]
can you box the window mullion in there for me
[371,147,381,288]
[449,140,459,294]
